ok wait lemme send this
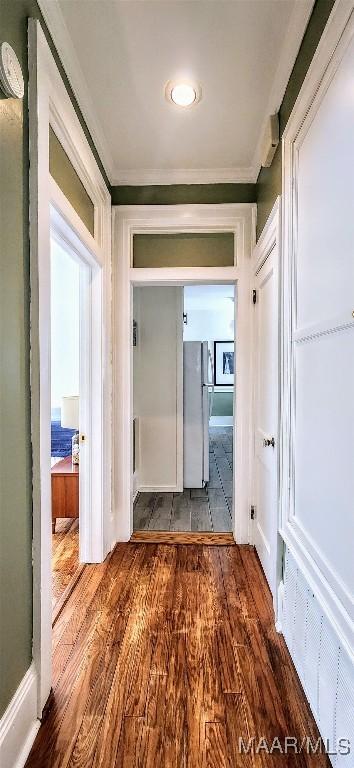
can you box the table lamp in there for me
[61,395,79,465]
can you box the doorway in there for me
[50,237,82,621]
[113,203,254,545]
[132,284,235,533]
[29,19,112,715]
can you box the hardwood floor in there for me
[27,543,329,767]
[134,427,233,533]
[52,518,82,621]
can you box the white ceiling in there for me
[40,0,314,185]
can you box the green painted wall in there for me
[212,391,233,417]
[133,233,234,268]
[112,183,256,206]
[0,91,33,719]
[0,0,108,718]
[256,0,335,239]
[49,127,95,236]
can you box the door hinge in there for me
[252,289,257,305]
[250,505,256,520]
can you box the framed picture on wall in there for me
[214,341,234,386]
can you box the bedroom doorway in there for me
[50,236,83,621]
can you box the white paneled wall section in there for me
[280,3,354,765]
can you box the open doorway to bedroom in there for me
[132,284,235,533]
[50,232,90,623]
[50,237,82,621]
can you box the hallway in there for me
[26,543,328,767]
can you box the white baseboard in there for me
[0,663,40,768]
[209,417,233,427]
[137,485,179,493]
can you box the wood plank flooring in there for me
[52,518,81,620]
[134,427,233,533]
[27,543,329,767]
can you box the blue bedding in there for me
[51,408,75,457]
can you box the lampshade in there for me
[61,395,79,430]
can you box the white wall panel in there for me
[296,36,354,331]
[281,10,354,766]
[295,327,354,597]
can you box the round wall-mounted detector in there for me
[165,80,201,108]
[0,42,24,99]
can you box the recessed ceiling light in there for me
[165,80,201,108]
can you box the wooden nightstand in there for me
[51,456,79,532]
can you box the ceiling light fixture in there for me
[165,80,201,108]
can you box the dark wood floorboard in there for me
[27,544,329,768]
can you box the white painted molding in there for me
[251,0,315,172]
[111,166,258,186]
[37,0,114,180]
[0,664,40,768]
[252,196,280,271]
[282,0,354,148]
[112,203,255,545]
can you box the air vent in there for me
[283,547,354,766]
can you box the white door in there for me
[253,243,279,601]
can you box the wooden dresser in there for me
[51,456,79,532]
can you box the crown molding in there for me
[38,0,115,180]
[110,165,259,186]
[251,0,315,172]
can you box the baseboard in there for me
[209,417,233,427]
[0,663,40,768]
[137,485,180,493]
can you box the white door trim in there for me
[281,0,354,650]
[251,197,281,615]
[112,203,256,543]
[28,19,112,716]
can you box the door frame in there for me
[28,20,112,715]
[251,197,282,616]
[112,203,256,543]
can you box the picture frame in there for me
[214,340,235,386]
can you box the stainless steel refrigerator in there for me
[183,341,213,488]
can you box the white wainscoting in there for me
[282,547,354,767]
